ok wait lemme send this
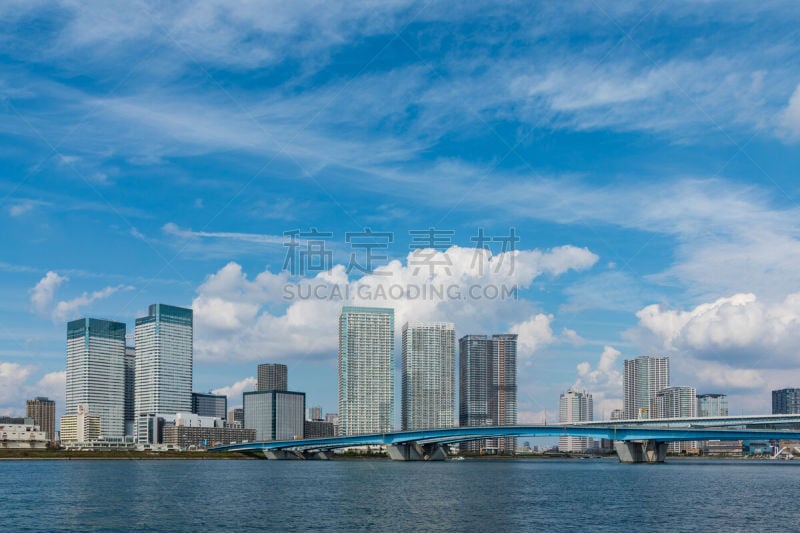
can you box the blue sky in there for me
[2,1,800,423]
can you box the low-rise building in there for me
[162,426,255,449]
[0,421,47,449]
[304,420,335,438]
[60,405,101,443]
[705,440,743,456]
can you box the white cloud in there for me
[212,376,257,408]
[574,345,623,419]
[777,83,800,141]
[162,222,284,245]
[0,362,33,405]
[510,314,555,361]
[52,285,131,323]
[193,244,598,362]
[630,292,800,367]
[30,271,67,316]
[29,271,131,322]
[561,328,586,346]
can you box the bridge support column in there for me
[264,449,303,460]
[302,450,333,460]
[387,443,448,461]
[614,440,668,463]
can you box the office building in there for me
[244,390,305,441]
[558,389,594,453]
[135,304,193,442]
[192,392,227,419]
[610,409,624,421]
[697,393,728,417]
[655,386,697,453]
[772,388,800,414]
[401,322,455,431]
[623,355,670,419]
[308,406,323,421]
[26,397,55,443]
[227,408,244,428]
[60,404,101,443]
[458,333,518,453]
[66,318,126,439]
[124,346,135,436]
[338,307,394,436]
[257,363,288,391]
[0,420,47,449]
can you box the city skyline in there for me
[4,3,800,426]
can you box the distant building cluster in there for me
[6,299,799,455]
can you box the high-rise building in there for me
[26,397,56,442]
[307,406,323,421]
[66,318,126,439]
[655,386,697,453]
[243,390,305,441]
[489,334,517,453]
[623,355,670,419]
[558,388,594,452]
[772,388,800,414]
[697,393,728,417]
[192,392,227,419]
[135,304,193,442]
[459,335,491,442]
[338,306,394,436]
[227,407,244,428]
[124,346,135,436]
[401,322,455,431]
[257,363,288,392]
[458,333,518,453]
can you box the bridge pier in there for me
[387,443,448,461]
[614,440,668,463]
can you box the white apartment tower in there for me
[558,388,594,452]
[134,304,193,440]
[655,386,697,452]
[401,322,456,431]
[66,318,126,439]
[623,355,670,419]
[338,306,394,436]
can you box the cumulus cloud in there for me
[0,362,33,405]
[510,314,555,361]
[30,271,67,316]
[574,345,623,419]
[630,292,800,367]
[193,244,598,362]
[212,376,257,408]
[29,271,131,322]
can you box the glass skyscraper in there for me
[338,306,394,436]
[66,318,126,439]
[697,393,728,417]
[623,355,670,419]
[134,304,193,441]
[401,322,455,431]
[243,390,305,441]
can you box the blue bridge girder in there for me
[210,424,800,454]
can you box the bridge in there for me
[211,414,800,463]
